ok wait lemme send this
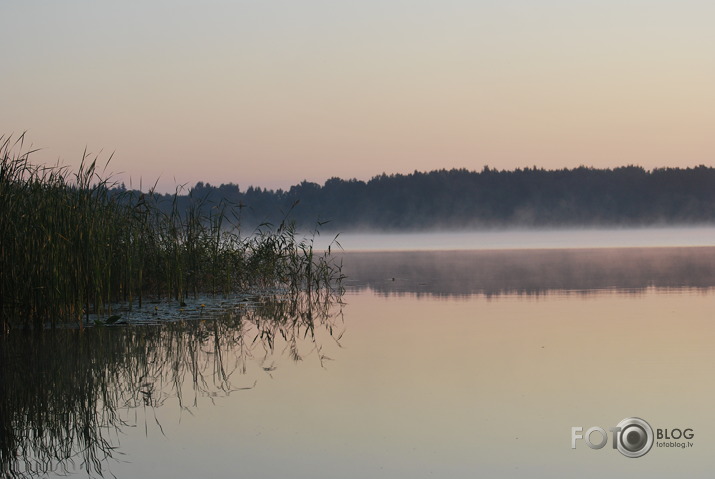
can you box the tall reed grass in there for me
[0,134,343,331]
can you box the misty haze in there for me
[3,0,715,477]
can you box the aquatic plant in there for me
[0,134,343,331]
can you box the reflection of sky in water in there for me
[109,289,715,479]
[7,247,714,478]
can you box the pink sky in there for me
[2,1,713,192]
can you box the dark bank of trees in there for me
[122,165,715,231]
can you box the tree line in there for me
[113,165,715,231]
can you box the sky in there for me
[2,1,714,193]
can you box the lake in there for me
[3,228,714,478]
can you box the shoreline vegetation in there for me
[0,135,344,332]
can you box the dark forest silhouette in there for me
[113,165,715,231]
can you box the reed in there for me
[0,134,343,331]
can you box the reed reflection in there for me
[0,293,343,478]
[341,247,715,297]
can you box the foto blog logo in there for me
[571,417,694,458]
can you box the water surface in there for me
[3,236,714,478]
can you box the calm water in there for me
[3,229,715,478]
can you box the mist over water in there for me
[339,247,715,298]
[315,226,715,252]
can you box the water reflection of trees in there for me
[0,294,343,478]
[341,247,715,298]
